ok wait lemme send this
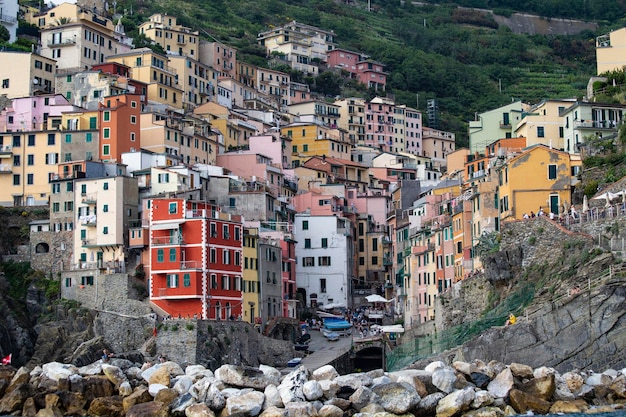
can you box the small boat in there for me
[324,331,340,341]
[323,317,352,331]
[287,357,302,367]
[294,343,310,351]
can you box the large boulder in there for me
[87,395,124,417]
[371,382,421,414]
[222,390,265,417]
[435,387,475,417]
[508,389,551,414]
[215,365,280,390]
[487,368,514,399]
[126,401,169,417]
[277,366,308,403]
[0,383,34,414]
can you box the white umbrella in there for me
[365,294,391,303]
[582,195,589,214]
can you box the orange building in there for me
[98,93,142,162]
[148,199,243,320]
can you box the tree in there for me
[132,33,166,54]
[0,25,9,43]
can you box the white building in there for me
[295,214,353,309]
[0,0,18,42]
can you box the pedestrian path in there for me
[298,329,352,371]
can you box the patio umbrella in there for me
[582,195,589,214]
[365,294,391,303]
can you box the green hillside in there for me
[107,0,610,145]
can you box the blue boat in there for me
[323,317,353,331]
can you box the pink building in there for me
[327,49,387,91]
[403,107,422,156]
[248,134,293,171]
[365,97,395,152]
[0,94,77,132]
[216,151,284,197]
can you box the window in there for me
[65,134,72,143]
[47,134,55,145]
[210,248,216,263]
[12,175,19,185]
[13,155,20,166]
[166,274,178,288]
[103,226,108,234]
[102,145,110,156]
[12,136,20,147]
[103,182,109,190]
[302,257,315,266]
[211,274,217,289]
[169,248,176,262]
[548,164,557,180]
[537,126,545,137]
[130,115,137,124]
[321,238,328,248]
[304,238,311,248]
[86,133,92,142]
[27,174,34,185]
[103,111,110,122]
[1,79,8,88]
[103,128,110,139]
[223,249,230,264]
[168,202,177,214]
[157,249,164,262]
[28,135,35,146]
[320,278,327,293]
[318,256,331,266]
[103,204,108,213]
[302,220,309,230]
[372,256,378,265]
[183,273,190,287]
[89,117,96,129]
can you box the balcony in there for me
[0,13,17,24]
[79,215,97,226]
[47,38,77,47]
[180,260,203,270]
[383,255,393,266]
[574,120,617,129]
[151,235,183,245]
[0,145,12,156]
[0,164,11,174]
[81,194,97,204]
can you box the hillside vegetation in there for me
[96,0,610,146]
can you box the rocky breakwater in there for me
[0,357,625,417]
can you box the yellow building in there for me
[193,102,256,151]
[168,55,217,111]
[139,14,199,58]
[282,122,350,166]
[107,49,183,109]
[243,227,261,325]
[596,28,626,75]
[496,144,582,221]
[0,51,56,98]
[140,111,217,166]
[514,99,577,151]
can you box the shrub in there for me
[528,236,536,245]
[186,323,194,331]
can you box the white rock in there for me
[487,367,514,399]
[371,382,421,414]
[278,366,309,403]
[216,364,279,390]
[190,377,212,402]
[42,362,79,381]
[303,380,323,401]
[312,365,339,381]
[432,367,458,394]
[452,361,473,376]
[148,383,168,397]
[259,364,282,381]
[586,372,612,386]
[78,362,102,376]
[349,386,378,411]
[562,372,585,392]
[30,365,43,378]
[126,366,143,380]
[604,369,619,379]
[436,387,475,417]
[371,375,392,387]
[472,390,494,408]
[425,361,446,373]
[263,384,283,409]
[119,381,132,397]
[533,366,557,379]
[285,402,318,417]
[102,364,128,388]
[173,375,194,394]
[206,383,226,411]
[185,403,215,417]
[333,373,373,390]
[318,378,340,399]
[223,390,265,417]
[318,404,343,417]
[185,365,210,378]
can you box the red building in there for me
[148,198,243,319]
[326,49,387,91]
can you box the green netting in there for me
[386,282,536,371]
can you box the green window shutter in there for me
[89,117,97,129]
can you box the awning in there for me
[151,220,184,230]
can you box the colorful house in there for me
[148,199,243,320]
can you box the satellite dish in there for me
[32,79,38,85]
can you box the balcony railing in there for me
[574,120,617,129]
[47,39,77,47]
[0,164,12,173]
[0,13,17,24]
[0,145,12,154]
[79,215,97,226]
[180,260,202,269]
[151,235,183,245]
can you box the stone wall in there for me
[156,319,297,370]
[29,231,74,276]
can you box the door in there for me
[550,194,559,215]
